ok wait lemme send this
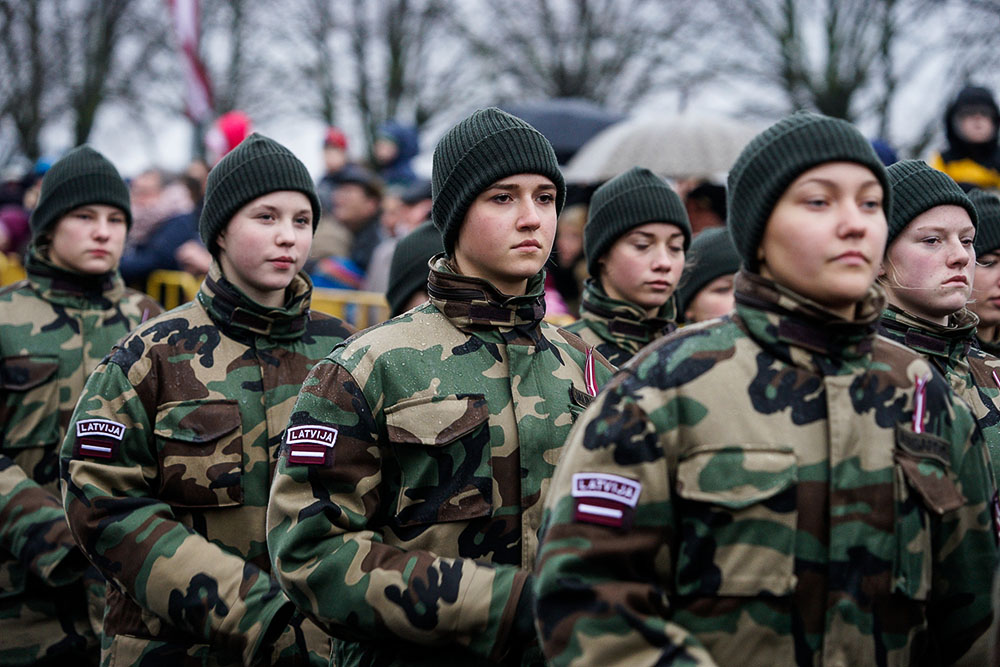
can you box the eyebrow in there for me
[628,230,685,240]
[486,181,557,191]
[795,177,882,189]
[911,224,976,235]
[249,204,312,215]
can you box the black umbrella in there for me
[500,98,627,165]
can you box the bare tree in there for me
[455,0,705,110]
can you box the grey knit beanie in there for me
[971,188,1000,256]
[727,112,890,270]
[386,220,443,316]
[886,160,978,245]
[431,107,565,255]
[30,146,131,239]
[200,133,321,255]
[676,227,741,315]
[584,167,691,278]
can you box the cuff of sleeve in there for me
[242,595,297,666]
[488,569,532,663]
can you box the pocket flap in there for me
[0,355,58,391]
[676,447,797,509]
[154,399,241,443]
[385,394,488,446]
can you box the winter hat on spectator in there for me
[584,166,690,278]
[970,188,1000,255]
[727,111,890,271]
[431,107,565,254]
[386,220,443,316]
[29,145,131,239]
[324,127,348,151]
[676,227,741,316]
[199,133,320,255]
[886,159,978,245]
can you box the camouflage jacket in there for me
[534,270,998,667]
[879,305,1000,486]
[60,264,354,667]
[0,249,161,665]
[565,278,676,368]
[266,257,615,667]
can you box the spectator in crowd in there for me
[0,176,30,257]
[317,126,351,208]
[267,107,614,666]
[566,166,690,367]
[929,85,1000,190]
[60,133,354,666]
[676,226,741,323]
[310,164,384,288]
[682,179,727,235]
[1,146,162,665]
[535,111,996,666]
[364,179,432,294]
[205,110,252,166]
[373,120,419,188]
[878,160,1000,484]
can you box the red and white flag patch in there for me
[572,472,641,529]
[286,425,338,465]
[75,419,125,459]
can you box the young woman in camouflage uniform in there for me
[675,226,741,324]
[878,161,1000,484]
[266,108,614,667]
[565,167,690,367]
[534,112,998,666]
[60,134,355,666]
[0,146,162,666]
[970,189,1000,360]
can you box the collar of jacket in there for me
[25,244,125,308]
[578,278,676,344]
[426,254,546,334]
[198,262,311,342]
[878,303,976,368]
[976,333,1000,358]
[734,269,885,372]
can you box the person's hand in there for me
[175,240,211,275]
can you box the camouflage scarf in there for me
[734,269,886,374]
[24,244,124,309]
[577,278,676,353]
[427,254,547,342]
[198,262,312,342]
[878,304,978,375]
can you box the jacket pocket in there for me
[0,354,60,449]
[674,446,798,596]
[386,394,492,526]
[892,425,964,601]
[154,399,243,508]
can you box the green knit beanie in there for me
[431,107,565,255]
[676,227,741,315]
[29,145,131,239]
[386,220,444,316]
[971,188,1000,255]
[727,111,890,271]
[200,132,321,255]
[886,160,978,245]
[584,166,691,278]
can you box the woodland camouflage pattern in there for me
[879,305,1000,486]
[535,270,997,667]
[60,265,353,667]
[266,257,614,667]
[565,278,677,368]
[0,249,161,665]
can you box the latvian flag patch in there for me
[571,472,642,529]
[286,425,338,465]
[75,419,126,459]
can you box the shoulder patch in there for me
[571,472,641,529]
[286,424,338,465]
[75,419,125,459]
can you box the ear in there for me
[216,231,227,253]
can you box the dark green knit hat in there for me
[584,166,691,278]
[200,132,321,255]
[676,227,741,316]
[970,188,1000,255]
[29,145,131,239]
[727,111,890,270]
[886,159,978,245]
[386,220,444,316]
[431,107,565,254]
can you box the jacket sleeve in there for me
[266,358,530,663]
[60,358,293,665]
[0,453,87,586]
[533,378,718,667]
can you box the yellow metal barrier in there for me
[310,288,389,329]
[0,253,26,286]
[146,270,201,310]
